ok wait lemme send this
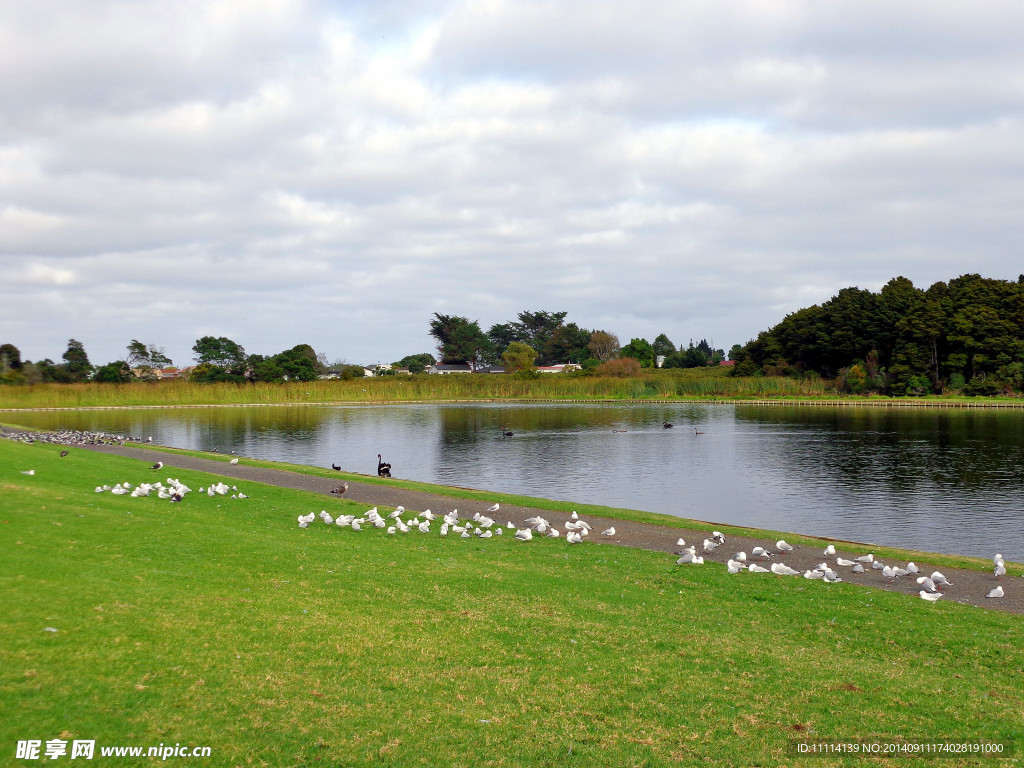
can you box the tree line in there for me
[427,310,726,373]
[0,337,362,385]
[732,274,1024,395]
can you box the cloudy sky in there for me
[2,0,1022,369]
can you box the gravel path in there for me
[78,442,1023,616]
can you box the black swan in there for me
[377,454,392,477]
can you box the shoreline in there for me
[5,395,1024,412]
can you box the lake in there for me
[8,402,1024,561]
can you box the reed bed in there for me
[0,371,835,409]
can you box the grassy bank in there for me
[0,369,834,409]
[2,439,1021,766]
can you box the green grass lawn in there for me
[1,439,1021,766]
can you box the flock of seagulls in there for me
[1,428,152,447]
[690,534,1009,603]
[297,502,619,547]
[293,490,1011,605]
[93,477,249,501]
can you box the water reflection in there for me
[9,403,1024,561]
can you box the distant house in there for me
[320,365,350,380]
[426,363,474,374]
[139,366,193,380]
[719,359,736,367]
[535,363,582,374]
[476,366,506,374]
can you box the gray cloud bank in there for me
[2,0,1022,368]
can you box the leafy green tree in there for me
[247,354,285,383]
[652,334,676,359]
[192,336,247,371]
[429,314,488,368]
[190,362,246,383]
[620,338,655,368]
[502,341,537,373]
[544,323,592,364]
[484,323,523,364]
[93,361,134,383]
[514,311,567,365]
[0,343,22,374]
[679,343,709,368]
[62,339,93,382]
[273,344,320,381]
[396,353,436,370]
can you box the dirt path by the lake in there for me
[73,441,1023,616]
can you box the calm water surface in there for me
[11,403,1024,561]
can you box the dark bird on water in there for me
[663,422,673,429]
[331,463,341,471]
[150,461,163,470]
[501,428,514,438]
[377,454,392,477]
[694,428,705,435]
[330,483,349,495]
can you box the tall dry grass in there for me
[0,369,835,409]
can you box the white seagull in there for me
[987,585,1004,598]
[823,569,842,583]
[919,590,943,602]
[776,540,794,553]
[601,527,615,537]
